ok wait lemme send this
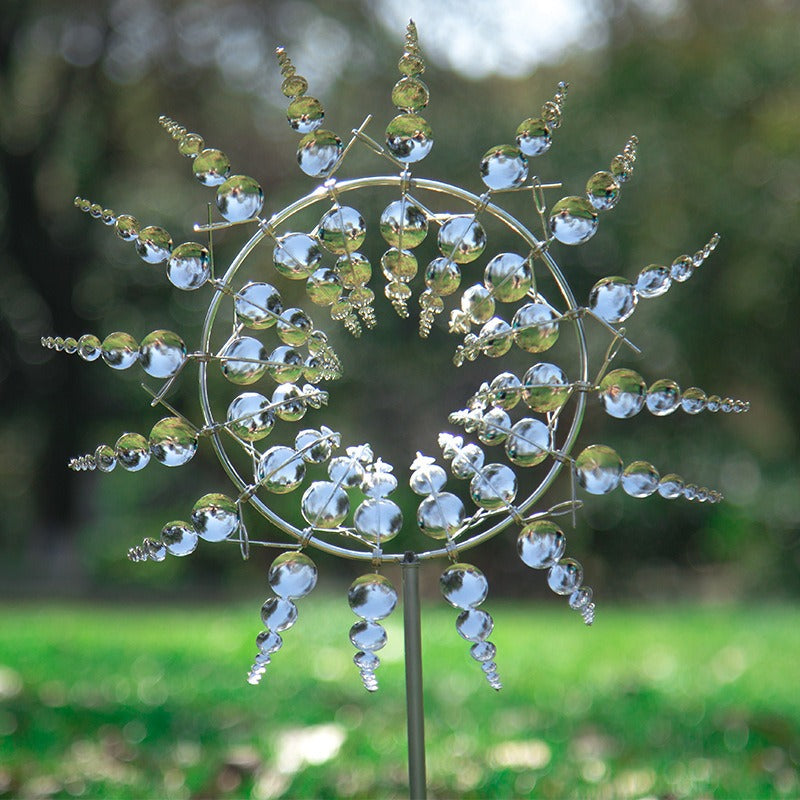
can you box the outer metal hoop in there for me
[198,175,589,564]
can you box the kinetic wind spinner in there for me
[43,22,748,697]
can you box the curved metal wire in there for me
[198,175,588,564]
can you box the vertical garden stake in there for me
[402,552,427,799]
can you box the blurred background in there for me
[1,0,798,601]
[2,2,800,798]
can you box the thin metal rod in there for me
[402,553,427,800]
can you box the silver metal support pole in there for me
[402,552,427,800]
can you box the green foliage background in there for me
[0,0,798,600]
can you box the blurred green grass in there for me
[2,601,799,799]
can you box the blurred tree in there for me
[0,0,797,597]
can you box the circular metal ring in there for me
[199,175,588,563]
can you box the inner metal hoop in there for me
[199,174,589,564]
